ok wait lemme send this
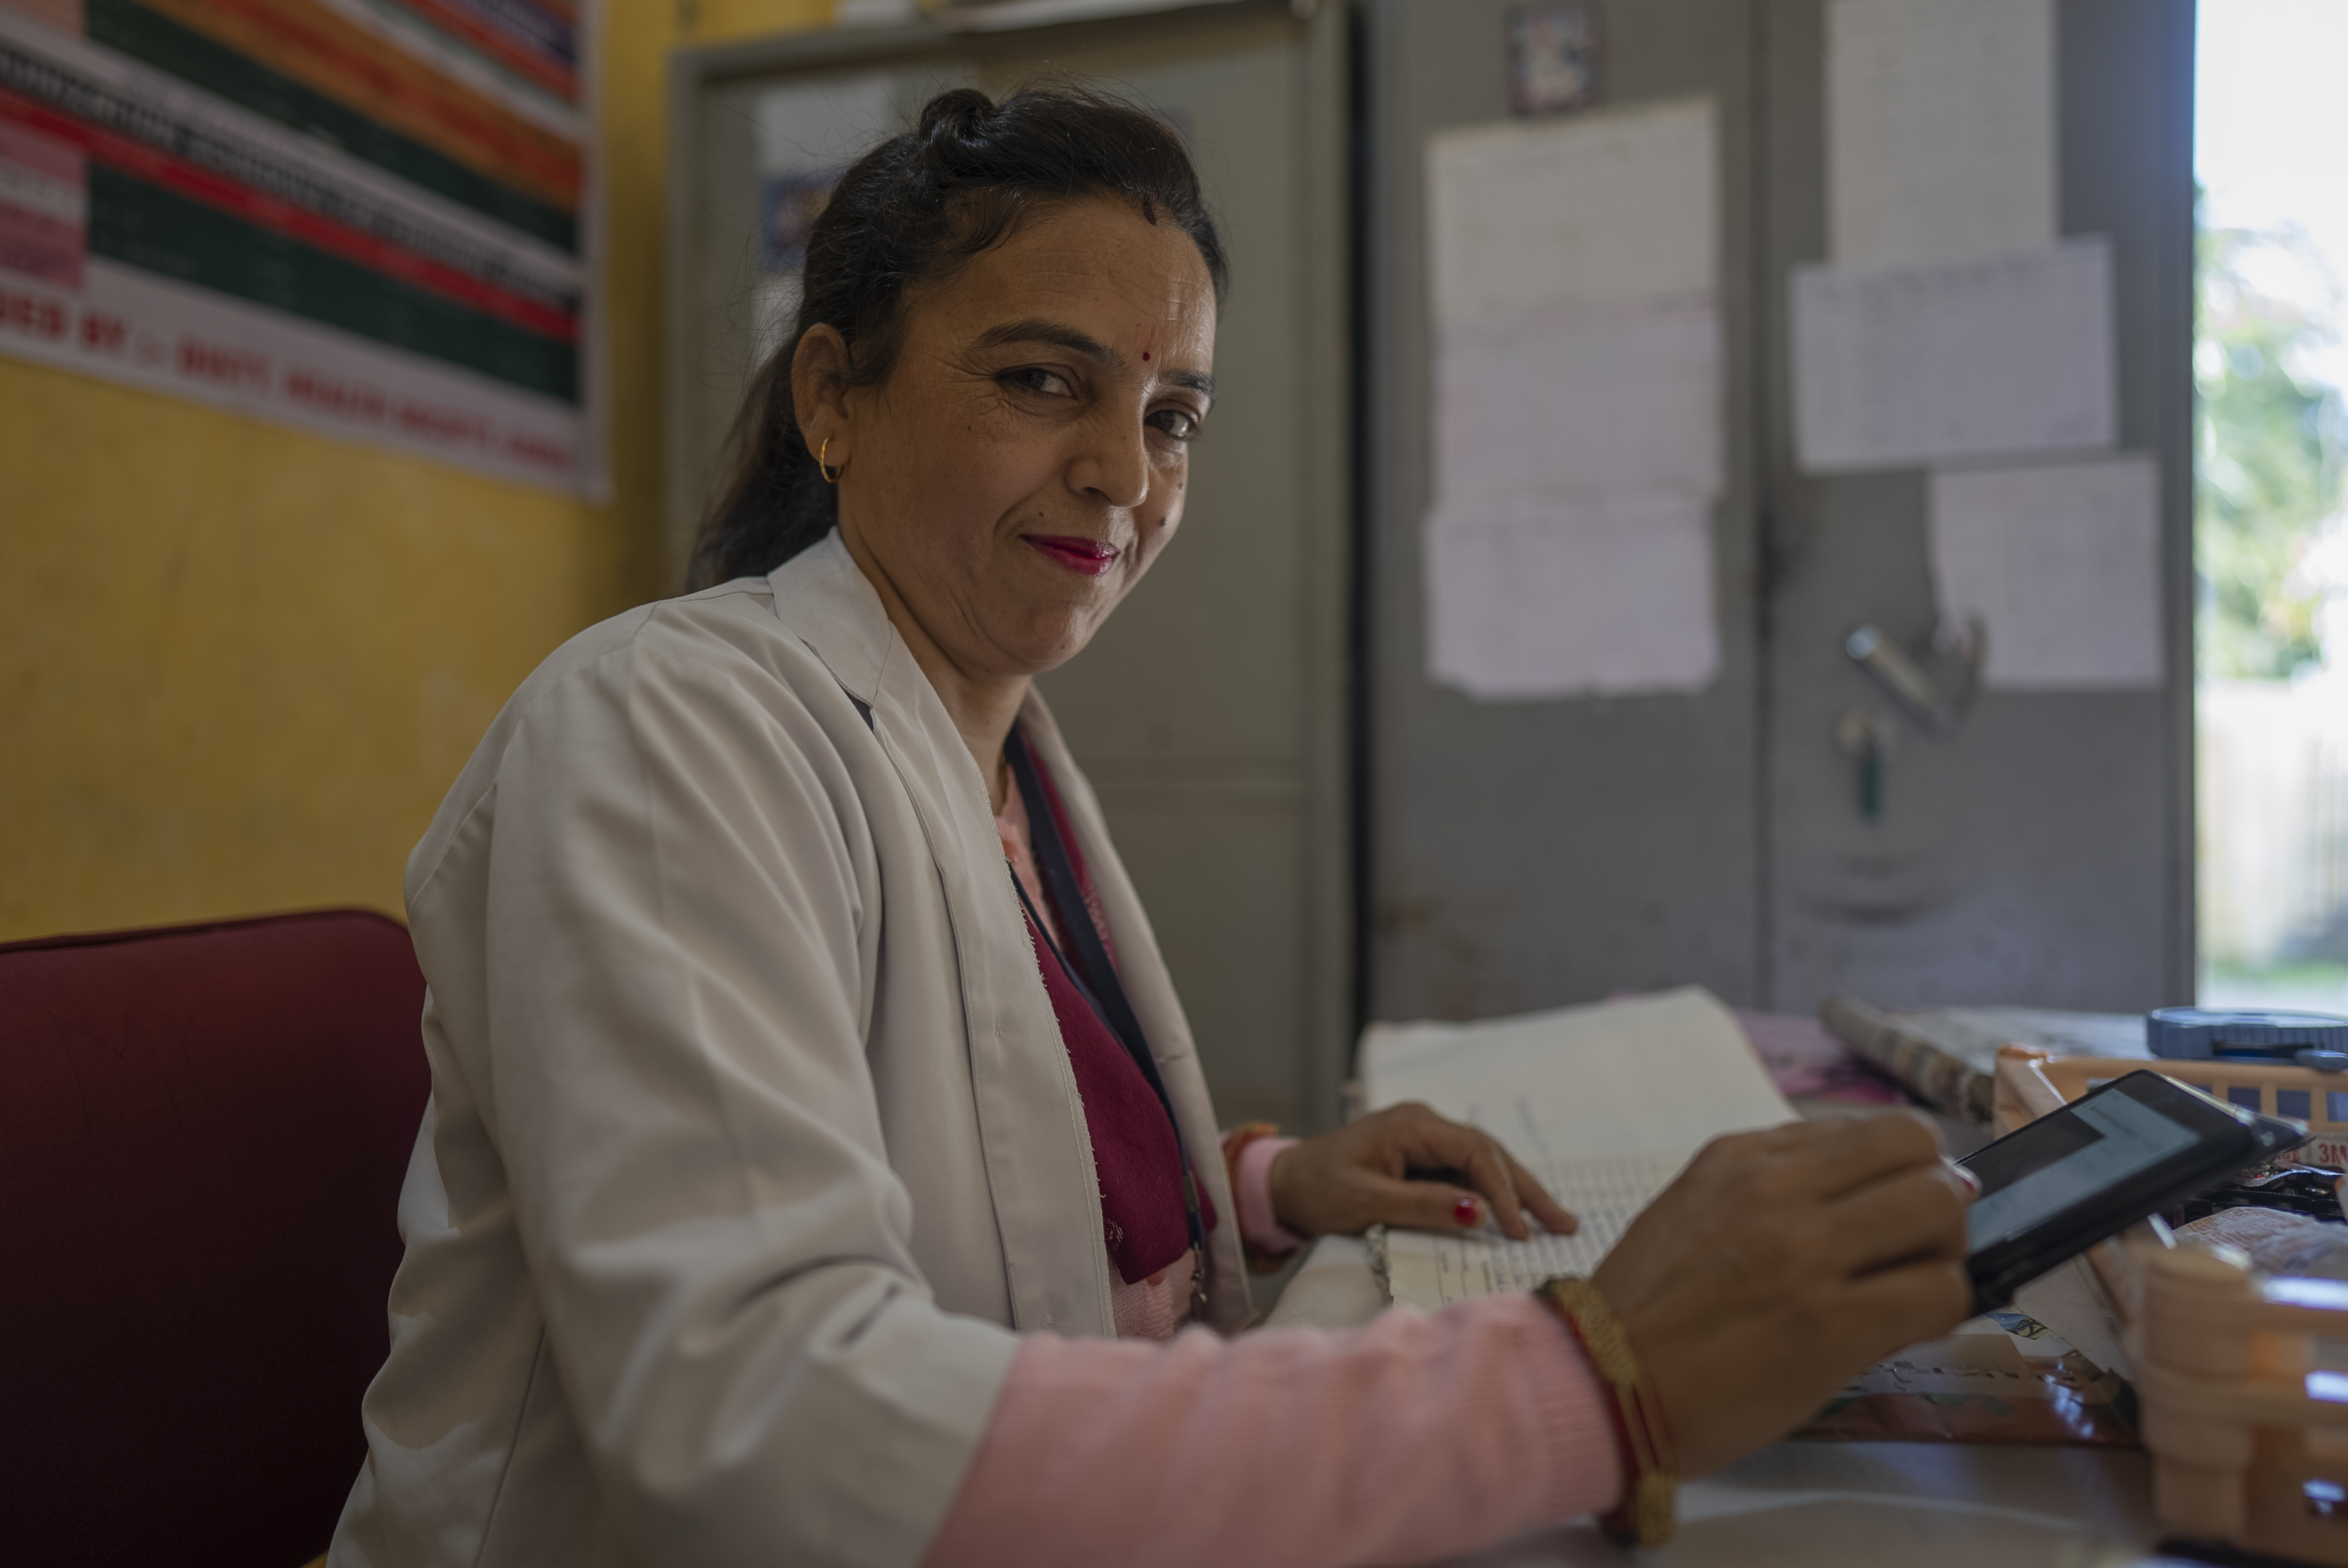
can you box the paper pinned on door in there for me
[1421,98,1724,699]
[1425,492,1719,700]
[754,75,898,178]
[1790,238,2117,473]
[1826,0,2057,269]
[1421,299,1723,698]
[1928,455,2166,690]
[1433,299,1723,501]
[753,76,897,273]
[1426,97,1716,327]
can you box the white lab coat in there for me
[329,532,1251,1568]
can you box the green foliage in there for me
[2196,222,2347,679]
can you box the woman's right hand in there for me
[1591,1112,1976,1478]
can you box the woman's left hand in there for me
[1266,1102,1578,1240]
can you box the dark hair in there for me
[688,85,1228,590]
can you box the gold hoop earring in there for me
[818,436,841,485]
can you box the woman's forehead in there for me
[932,200,1217,352]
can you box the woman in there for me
[331,88,1973,1568]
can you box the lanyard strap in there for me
[1004,728,1205,1256]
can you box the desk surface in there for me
[1265,1236,2189,1567]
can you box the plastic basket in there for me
[1994,1046,2348,1564]
[1993,1050,2348,1170]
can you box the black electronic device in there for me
[1959,1070,2308,1313]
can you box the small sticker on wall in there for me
[1508,4,1604,118]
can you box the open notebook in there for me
[1364,988,1796,1309]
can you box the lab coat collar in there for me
[764,529,894,706]
[762,528,1252,1336]
[765,530,1123,1337]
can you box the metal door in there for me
[666,1,1353,1129]
[1360,0,1767,1023]
[1757,0,2195,1013]
[1361,0,2194,1023]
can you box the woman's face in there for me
[814,196,1218,680]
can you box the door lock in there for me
[1834,707,1899,821]
[1844,619,1984,738]
[1833,620,1984,822]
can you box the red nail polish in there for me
[1453,1196,1478,1227]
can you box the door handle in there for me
[1844,620,1983,738]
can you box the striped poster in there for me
[0,0,602,496]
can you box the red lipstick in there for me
[1024,534,1120,577]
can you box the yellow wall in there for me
[0,0,834,942]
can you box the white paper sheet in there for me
[1380,1149,1690,1309]
[1790,239,2117,473]
[1421,98,1724,700]
[1433,299,1724,500]
[1426,98,1716,329]
[1363,987,1792,1163]
[1363,989,1797,1309]
[753,75,897,176]
[1425,493,1718,699]
[1826,0,2056,268]
[1928,455,2165,690]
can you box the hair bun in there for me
[917,88,995,145]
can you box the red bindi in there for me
[1142,351,1150,360]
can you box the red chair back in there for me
[0,910,429,1567]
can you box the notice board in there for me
[0,0,604,496]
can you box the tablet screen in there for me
[1963,1086,2200,1251]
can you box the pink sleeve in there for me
[1234,1135,1307,1256]
[918,1293,1624,1568]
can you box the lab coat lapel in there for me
[1015,695,1255,1333]
[768,536,1118,1337]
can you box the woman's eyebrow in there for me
[1163,368,1215,402]
[973,318,1121,365]
[972,318,1214,400]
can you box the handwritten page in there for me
[1929,455,2165,690]
[1421,99,1723,700]
[1826,0,2056,268]
[1424,491,1717,700]
[751,76,896,279]
[1379,1149,1690,1309]
[1365,987,1791,1162]
[1790,238,2116,473]
[1426,98,1716,326]
[1433,300,1723,499]
[1364,989,1795,1308]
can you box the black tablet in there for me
[1959,1069,2309,1313]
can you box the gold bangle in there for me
[1539,1277,1678,1549]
